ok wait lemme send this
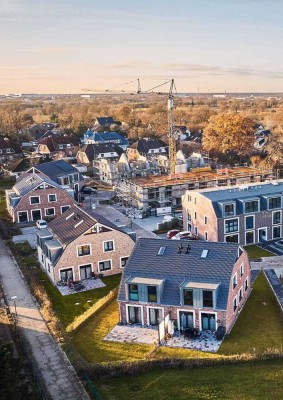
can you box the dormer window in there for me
[147,286,157,303]
[183,289,193,306]
[268,196,281,210]
[203,290,213,307]
[129,284,139,301]
[224,203,235,217]
[244,200,259,213]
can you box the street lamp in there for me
[11,296,17,322]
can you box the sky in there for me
[0,0,283,93]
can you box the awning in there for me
[126,277,164,285]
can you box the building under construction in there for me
[115,166,277,211]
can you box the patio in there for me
[56,278,105,296]
[104,324,223,352]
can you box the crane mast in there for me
[168,79,177,176]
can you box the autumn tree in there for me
[202,113,255,155]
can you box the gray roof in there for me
[33,160,79,183]
[199,181,283,218]
[14,172,61,196]
[118,238,242,310]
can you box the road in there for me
[0,239,89,400]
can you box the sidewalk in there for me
[0,239,89,400]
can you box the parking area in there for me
[12,226,37,248]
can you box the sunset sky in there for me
[1,0,283,93]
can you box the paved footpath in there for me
[0,239,90,400]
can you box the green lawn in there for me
[36,268,121,326]
[220,272,283,355]
[244,245,274,259]
[97,359,283,400]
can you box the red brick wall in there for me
[13,187,77,223]
[53,230,135,282]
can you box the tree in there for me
[202,113,255,156]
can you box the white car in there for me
[36,220,48,230]
[171,231,197,240]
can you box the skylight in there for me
[157,246,166,256]
[201,249,209,259]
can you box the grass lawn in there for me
[244,245,275,259]
[35,268,121,326]
[220,272,283,355]
[97,359,283,400]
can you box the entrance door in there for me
[60,268,73,282]
[258,228,267,242]
[179,311,194,331]
[80,264,92,280]
[128,306,142,324]
[201,313,216,331]
[148,308,162,325]
[31,209,42,221]
[18,211,28,223]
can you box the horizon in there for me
[1,0,283,93]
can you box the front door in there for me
[60,268,73,282]
[31,209,42,221]
[258,228,267,242]
[179,311,194,331]
[128,306,142,324]
[80,264,92,280]
[201,313,216,331]
[148,308,162,325]
[18,211,28,223]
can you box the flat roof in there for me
[184,282,220,290]
[127,167,273,189]
[45,239,62,249]
[126,277,164,285]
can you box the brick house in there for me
[0,136,23,165]
[182,180,283,245]
[36,135,79,159]
[127,138,168,162]
[118,239,251,335]
[37,205,135,284]
[6,171,77,223]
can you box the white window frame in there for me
[98,259,112,272]
[245,276,249,291]
[232,272,238,290]
[17,210,29,223]
[48,194,57,203]
[240,263,244,277]
[238,286,243,303]
[199,311,218,331]
[224,217,239,234]
[177,309,196,330]
[204,231,208,241]
[120,256,130,268]
[245,214,255,230]
[61,205,70,213]
[44,207,55,217]
[272,210,282,225]
[76,244,92,257]
[146,306,164,326]
[267,196,282,210]
[223,202,236,217]
[257,227,268,242]
[126,304,144,325]
[103,240,115,253]
[233,296,238,313]
[29,195,41,205]
[58,266,75,282]
[243,199,260,214]
[78,263,93,280]
[245,230,255,245]
[224,233,239,243]
[272,225,281,240]
[31,209,42,221]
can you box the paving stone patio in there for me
[104,325,223,352]
[56,278,105,296]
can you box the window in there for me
[48,194,57,202]
[224,218,238,233]
[194,226,198,235]
[203,290,213,307]
[61,205,70,213]
[73,174,79,182]
[224,203,235,217]
[104,240,114,252]
[129,284,139,301]
[244,200,259,213]
[204,216,208,225]
[77,245,91,256]
[188,212,191,222]
[30,196,40,205]
[63,177,69,185]
[233,297,237,312]
[239,288,243,302]
[245,277,249,291]
[268,196,281,210]
[194,198,197,204]
[205,231,208,241]
[273,211,281,225]
[121,256,129,268]
[45,208,55,216]
[188,195,192,202]
[273,226,281,239]
[194,212,197,220]
[245,215,254,230]
[147,286,157,302]
[245,231,254,245]
[225,234,239,243]
[183,289,193,306]
[99,260,112,271]
[232,273,237,289]
[240,264,244,277]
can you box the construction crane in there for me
[82,78,178,175]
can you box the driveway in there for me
[0,239,89,400]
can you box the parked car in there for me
[171,231,197,240]
[80,186,97,194]
[36,220,48,230]
[166,229,180,239]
